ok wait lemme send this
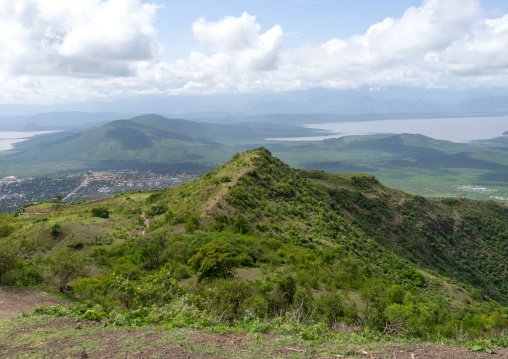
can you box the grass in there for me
[235,268,263,281]
[0,313,423,359]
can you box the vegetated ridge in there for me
[2,114,508,205]
[1,147,507,347]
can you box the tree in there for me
[0,235,40,284]
[188,242,241,282]
[49,248,88,292]
[50,223,61,237]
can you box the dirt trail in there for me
[0,287,68,320]
[140,211,150,236]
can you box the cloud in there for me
[192,12,283,71]
[152,0,508,94]
[2,0,508,103]
[276,0,485,88]
[0,0,161,79]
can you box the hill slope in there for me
[1,147,506,344]
[0,114,318,176]
[3,118,238,175]
[158,147,508,302]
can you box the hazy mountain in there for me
[0,112,138,131]
[3,87,508,121]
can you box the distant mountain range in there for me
[3,87,508,120]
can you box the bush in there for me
[196,279,253,322]
[0,235,41,284]
[67,241,84,250]
[188,242,243,282]
[0,224,15,238]
[185,216,199,233]
[91,207,109,219]
[50,223,61,237]
[145,203,168,218]
[260,273,297,314]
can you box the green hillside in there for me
[0,115,316,177]
[2,115,508,203]
[2,118,237,176]
[1,148,507,345]
[270,133,508,199]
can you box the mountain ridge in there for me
[1,147,507,342]
[147,147,508,302]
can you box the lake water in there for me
[267,116,508,143]
[0,131,58,151]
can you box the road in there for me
[63,176,89,201]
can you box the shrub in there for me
[0,224,15,238]
[146,203,168,218]
[197,279,253,322]
[67,241,84,250]
[188,242,242,282]
[50,223,61,237]
[185,216,199,233]
[91,207,110,219]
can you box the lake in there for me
[0,131,59,151]
[266,116,508,143]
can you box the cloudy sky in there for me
[1,0,508,104]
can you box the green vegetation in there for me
[2,114,508,203]
[91,207,109,219]
[0,148,507,348]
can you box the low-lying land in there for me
[1,114,508,202]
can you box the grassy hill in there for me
[2,118,238,176]
[1,148,507,349]
[270,133,508,199]
[0,114,317,177]
[2,114,508,203]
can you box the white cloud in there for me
[276,0,486,88]
[0,0,161,79]
[2,0,508,103]
[148,0,508,94]
[191,13,282,71]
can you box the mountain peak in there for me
[142,148,508,303]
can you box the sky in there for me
[1,0,508,105]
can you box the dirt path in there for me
[0,287,68,320]
[140,211,150,236]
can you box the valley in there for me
[1,113,508,208]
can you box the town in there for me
[0,170,198,213]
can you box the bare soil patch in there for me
[367,343,508,358]
[0,287,69,320]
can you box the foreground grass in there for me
[0,314,421,359]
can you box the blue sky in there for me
[153,0,508,60]
[153,1,428,61]
[1,0,508,104]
